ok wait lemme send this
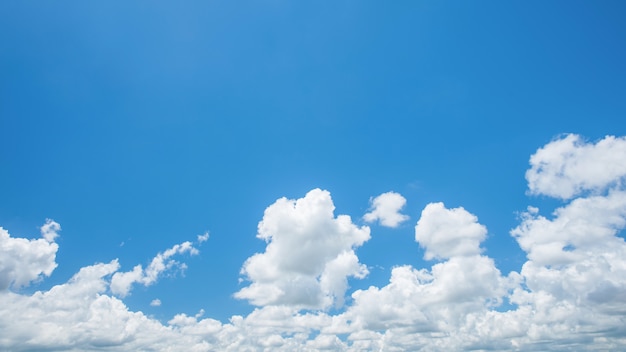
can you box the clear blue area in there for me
[1,1,625,322]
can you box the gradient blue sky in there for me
[2,1,626,350]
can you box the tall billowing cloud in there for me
[363,191,409,228]
[0,219,60,290]
[235,188,370,309]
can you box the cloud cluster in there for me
[0,229,210,351]
[1,134,626,350]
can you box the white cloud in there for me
[235,188,371,309]
[0,260,205,351]
[414,202,487,260]
[512,191,626,266]
[150,298,162,306]
[40,218,61,242]
[526,134,626,199]
[510,188,626,329]
[363,191,409,228]
[0,220,59,290]
[110,241,199,297]
[337,203,515,350]
[3,135,626,350]
[197,232,209,243]
[0,230,217,351]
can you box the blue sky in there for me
[2,1,626,350]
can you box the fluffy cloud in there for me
[0,225,215,351]
[414,202,487,260]
[333,202,518,351]
[363,191,409,228]
[512,191,626,266]
[235,188,370,309]
[0,219,60,290]
[111,240,200,297]
[3,135,626,350]
[508,138,626,345]
[526,134,626,199]
[0,259,204,352]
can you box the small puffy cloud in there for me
[150,298,162,307]
[111,241,199,297]
[526,134,626,199]
[363,191,409,228]
[197,232,209,243]
[40,219,61,242]
[0,220,59,290]
[414,202,487,260]
[235,188,371,309]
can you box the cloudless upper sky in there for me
[1,1,626,347]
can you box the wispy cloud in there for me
[110,241,200,297]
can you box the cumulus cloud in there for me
[0,228,217,351]
[363,191,409,228]
[3,135,626,350]
[526,134,626,199]
[0,219,59,290]
[235,188,370,309]
[512,192,626,266]
[110,241,200,297]
[330,202,518,350]
[0,260,203,352]
[150,298,162,306]
[414,202,487,260]
[510,191,626,324]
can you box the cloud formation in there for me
[0,219,59,290]
[1,134,626,350]
[111,241,200,297]
[526,134,626,199]
[363,191,410,228]
[235,188,370,309]
[414,202,487,260]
